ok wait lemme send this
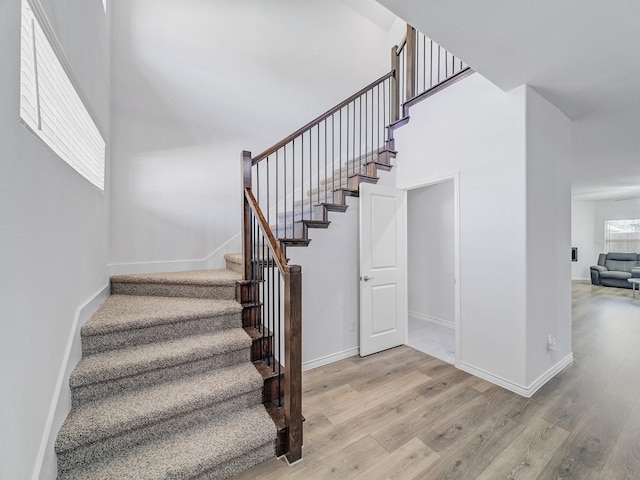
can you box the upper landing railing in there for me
[240,23,473,464]
[394,24,472,119]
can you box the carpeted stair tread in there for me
[56,362,264,453]
[224,253,243,274]
[82,295,241,337]
[70,329,251,389]
[111,269,241,286]
[59,405,276,480]
[111,269,240,300]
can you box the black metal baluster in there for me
[340,108,344,190]
[438,45,441,83]
[276,150,279,235]
[362,94,366,174]
[284,146,287,239]
[376,84,380,152]
[445,48,448,78]
[317,123,321,206]
[261,229,265,362]
[270,249,275,376]
[353,100,356,177]
[252,217,257,331]
[309,128,312,220]
[332,113,336,204]
[256,163,260,212]
[291,139,294,239]
[277,270,282,407]
[324,120,327,205]
[346,103,349,187]
[420,35,427,93]
[428,39,432,88]
[301,133,304,227]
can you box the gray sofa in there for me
[590,252,640,288]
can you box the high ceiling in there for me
[376,0,640,200]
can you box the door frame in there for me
[401,172,461,366]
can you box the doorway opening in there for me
[406,177,459,364]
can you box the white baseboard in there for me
[303,348,359,371]
[458,352,573,398]
[33,284,110,480]
[204,234,241,270]
[409,310,454,329]
[525,353,574,396]
[107,233,241,276]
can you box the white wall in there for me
[0,1,110,479]
[393,74,529,388]
[109,0,393,271]
[594,198,640,254]
[524,87,572,387]
[393,74,572,394]
[288,200,361,368]
[571,200,596,279]
[407,181,455,326]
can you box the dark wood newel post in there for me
[406,24,416,101]
[241,151,252,281]
[390,45,400,123]
[284,265,303,464]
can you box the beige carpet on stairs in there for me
[55,266,277,480]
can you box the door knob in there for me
[361,275,374,281]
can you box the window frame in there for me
[20,0,106,191]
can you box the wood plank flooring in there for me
[233,281,640,479]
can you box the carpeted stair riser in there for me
[58,405,276,480]
[111,282,236,300]
[82,312,241,355]
[57,363,264,451]
[57,389,262,474]
[71,345,250,407]
[72,349,250,407]
[224,253,243,274]
[72,330,250,394]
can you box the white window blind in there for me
[604,219,640,253]
[20,0,106,190]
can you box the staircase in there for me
[269,149,396,242]
[55,266,277,479]
[53,23,473,479]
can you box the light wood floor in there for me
[234,281,640,479]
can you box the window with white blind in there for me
[20,0,106,190]
[604,219,640,253]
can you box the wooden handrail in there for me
[396,33,407,53]
[252,71,395,165]
[402,67,475,117]
[244,187,289,276]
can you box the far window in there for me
[20,0,106,190]
[604,219,640,253]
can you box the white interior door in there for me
[359,182,407,357]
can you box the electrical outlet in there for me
[547,335,558,351]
